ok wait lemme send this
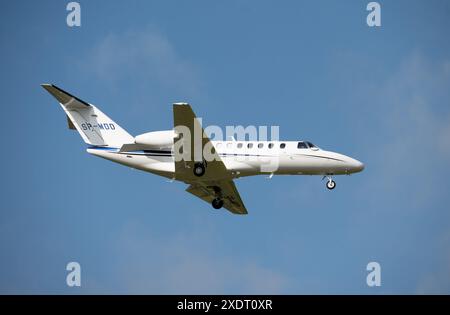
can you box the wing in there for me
[174,104,248,214]
[173,103,231,181]
[186,180,248,215]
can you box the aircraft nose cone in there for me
[352,159,365,173]
[342,155,365,173]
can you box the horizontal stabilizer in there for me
[67,115,76,130]
[119,143,153,152]
[41,84,90,109]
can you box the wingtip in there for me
[41,83,53,91]
[173,102,190,106]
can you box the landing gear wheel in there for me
[212,198,224,209]
[193,162,206,177]
[326,179,336,190]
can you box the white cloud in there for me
[81,28,203,99]
[106,219,288,294]
[350,53,450,211]
[415,231,450,294]
[348,53,450,293]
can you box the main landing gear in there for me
[193,162,206,177]
[323,175,336,190]
[210,186,224,210]
[212,197,224,209]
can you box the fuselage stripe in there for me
[87,146,344,161]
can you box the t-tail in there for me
[41,84,133,148]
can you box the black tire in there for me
[212,198,224,209]
[326,180,336,190]
[193,162,205,177]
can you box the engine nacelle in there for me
[134,130,176,148]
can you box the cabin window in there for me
[306,142,316,148]
[280,143,286,149]
[268,143,274,149]
[297,142,307,149]
[237,143,243,149]
[216,142,222,148]
[258,143,263,149]
[248,143,253,149]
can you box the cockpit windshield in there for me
[298,141,319,149]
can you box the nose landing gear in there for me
[323,175,336,190]
[326,179,336,190]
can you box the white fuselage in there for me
[86,140,364,181]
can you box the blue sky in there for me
[1,0,450,294]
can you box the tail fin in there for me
[42,84,134,147]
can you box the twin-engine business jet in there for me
[42,84,364,215]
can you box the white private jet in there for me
[42,84,364,215]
